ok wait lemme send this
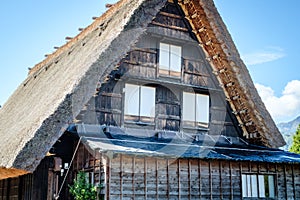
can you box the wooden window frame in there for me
[124,84,156,124]
[159,42,182,77]
[242,173,276,199]
[182,92,209,129]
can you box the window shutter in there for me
[125,84,140,116]
[196,94,209,123]
[140,86,156,117]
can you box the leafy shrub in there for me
[69,171,97,200]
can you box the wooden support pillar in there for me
[144,157,147,200]
[120,155,123,200]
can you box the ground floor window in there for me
[242,174,275,198]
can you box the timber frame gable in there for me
[28,0,284,148]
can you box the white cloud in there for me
[242,47,285,66]
[255,80,300,123]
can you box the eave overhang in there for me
[177,0,285,148]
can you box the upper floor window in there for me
[242,174,275,198]
[159,42,182,77]
[124,84,155,122]
[182,92,209,128]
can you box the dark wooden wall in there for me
[0,157,52,200]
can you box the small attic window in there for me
[159,42,182,77]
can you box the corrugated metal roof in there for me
[79,127,300,164]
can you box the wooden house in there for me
[1,0,300,199]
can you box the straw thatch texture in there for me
[178,0,285,147]
[0,0,167,179]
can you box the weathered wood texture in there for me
[84,154,300,200]
[0,157,52,200]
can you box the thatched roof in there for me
[0,0,284,179]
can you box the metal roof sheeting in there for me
[80,133,300,164]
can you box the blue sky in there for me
[0,1,299,123]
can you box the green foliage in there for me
[289,124,300,154]
[69,171,97,200]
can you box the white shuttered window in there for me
[125,84,155,118]
[159,43,182,74]
[183,92,209,125]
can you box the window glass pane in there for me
[258,175,265,197]
[125,84,140,116]
[246,175,252,197]
[140,86,155,117]
[170,45,182,72]
[183,92,196,121]
[196,94,209,123]
[242,175,247,197]
[267,175,275,198]
[159,43,170,70]
[251,175,258,197]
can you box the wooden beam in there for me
[178,159,181,200]
[220,161,223,200]
[292,165,296,199]
[132,157,135,199]
[156,158,159,200]
[120,155,123,200]
[151,21,189,32]
[284,164,288,200]
[188,159,191,200]
[209,161,212,200]
[198,160,201,199]
[229,161,233,200]
[159,11,182,19]
[166,159,170,200]
[144,157,147,200]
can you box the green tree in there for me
[69,171,97,200]
[289,124,300,154]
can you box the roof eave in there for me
[178,0,285,148]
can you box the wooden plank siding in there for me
[0,157,51,200]
[71,153,300,200]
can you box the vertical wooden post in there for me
[47,171,54,200]
[284,164,288,200]
[120,155,123,200]
[239,162,242,199]
[257,163,260,197]
[144,157,147,200]
[156,158,159,200]
[167,159,170,200]
[178,159,181,200]
[275,164,279,199]
[220,161,223,199]
[188,159,191,200]
[292,165,296,199]
[106,157,111,200]
[209,161,212,200]
[198,160,201,199]
[132,157,135,199]
[229,161,233,200]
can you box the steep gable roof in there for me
[0,0,284,179]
